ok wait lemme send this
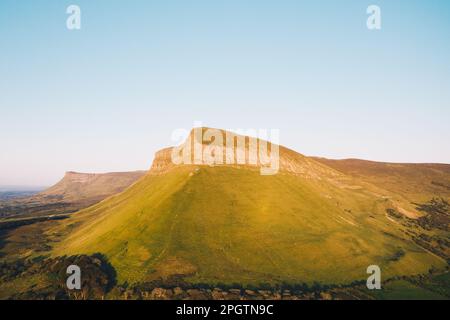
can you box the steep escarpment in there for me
[40,171,146,202]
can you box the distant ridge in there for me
[0,170,146,219]
[40,170,147,202]
[313,157,450,203]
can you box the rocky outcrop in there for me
[148,127,342,179]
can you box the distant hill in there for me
[0,171,146,218]
[0,190,41,201]
[313,158,450,204]
[51,128,449,286]
[39,171,146,202]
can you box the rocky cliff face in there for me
[148,127,342,179]
[40,170,146,200]
[57,171,98,184]
[149,147,176,175]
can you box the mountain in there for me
[39,171,146,203]
[0,171,146,219]
[51,128,449,286]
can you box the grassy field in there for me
[314,158,450,204]
[365,273,450,300]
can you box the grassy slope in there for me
[313,158,450,204]
[373,280,446,300]
[365,273,450,300]
[52,165,444,285]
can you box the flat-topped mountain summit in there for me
[150,127,340,179]
[0,170,146,218]
[40,170,146,202]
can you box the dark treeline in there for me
[0,254,116,299]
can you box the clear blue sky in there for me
[1,0,449,186]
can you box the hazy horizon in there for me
[3,150,450,189]
[1,0,450,186]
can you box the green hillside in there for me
[52,161,445,286]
